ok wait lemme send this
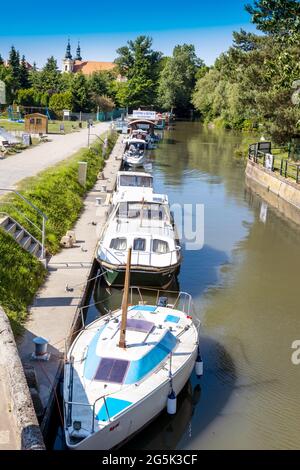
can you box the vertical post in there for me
[297,165,300,184]
[285,160,288,178]
[87,122,90,148]
[118,247,132,349]
[280,159,283,176]
[42,215,46,261]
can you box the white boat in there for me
[123,138,147,168]
[63,281,201,450]
[112,171,154,206]
[96,193,180,288]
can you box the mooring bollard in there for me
[32,337,50,361]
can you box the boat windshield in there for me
[119,175,153,188]
[117,202,168,220]
[126,141,145,151]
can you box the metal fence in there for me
[248,142,300,184]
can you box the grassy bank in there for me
[0,119,87,134]
[0,131,118,333]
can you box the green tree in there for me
[115,36,162,107]
[0,54,3,66]
[88,71,114,97]
[49,91,73,117]
[158,44,204,114]
[19,55,30,89]
[245,0,300,36]
[8,46,21,94]
[37,56,62,94]
[70,73,90,111]
[0,64,13,103]
[92,94,115,112]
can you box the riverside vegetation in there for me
[0,131,118,334]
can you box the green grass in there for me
[0,131,118,333]
[0,119,87,134]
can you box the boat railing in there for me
[129,287,193,316]
[99,244,181,268]
[64,393,111,435]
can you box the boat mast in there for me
[118,247,132,349]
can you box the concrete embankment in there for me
[245,160,300,225]
[0,307,45,450]
[16,134,124,444]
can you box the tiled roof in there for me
[72,60,117,75]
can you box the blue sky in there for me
[0,0,256,66]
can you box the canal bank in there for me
[16,135,125,441]
[245,160,300,225]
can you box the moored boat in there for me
[96,193,181,288]
[63,269,201,450]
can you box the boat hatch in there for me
[96,397,132,422]
[130,305,157,313]
[164,315,180,324]
[126,318,154,334]
[94,358,130,384]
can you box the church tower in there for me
[62,39,74,73]
[75,41,82,61]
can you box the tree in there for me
[70,73,90,111]
[8,46,21,94]
[19,55,30,89]
[88,71,114,97]
[49,91,73,118]
[158,44,204,114]
[37,56,62,94]
[115,36,162,107]
[0,64,14,103]
[92,94,115,112]
[0,54,3,66]
[245,0,300,36]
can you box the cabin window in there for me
[119,175,152,188]
[36,118,42,125]
[110,238,127,250]
[152,239,169,254]
[30,118,35,124]
[133,238,146,251]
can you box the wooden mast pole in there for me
[118,247,132,349]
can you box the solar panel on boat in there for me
[126,318,154,334]
[94,358,129,384]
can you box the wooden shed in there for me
[25,113,48,134]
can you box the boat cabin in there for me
[116,171,153,190]
[125,138,147,153]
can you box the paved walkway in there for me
[17,136,124,414]
[0,122,111,191]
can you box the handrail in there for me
[64,392,111,435]
[0,188,48,261]
[99,244,181,268]
[0,204,42,235]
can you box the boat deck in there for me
[64,304,198,440]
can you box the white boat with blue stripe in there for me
[63,286,201,450]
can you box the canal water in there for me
[54,122,300,450]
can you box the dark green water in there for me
[136,122,300,450]
[77,122,300,450]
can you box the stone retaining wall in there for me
[245,161,300,225]
[0,307,45,450]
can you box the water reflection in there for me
[88,123,300,449]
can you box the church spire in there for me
[65,38,72,59]
[75,41,82,61]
